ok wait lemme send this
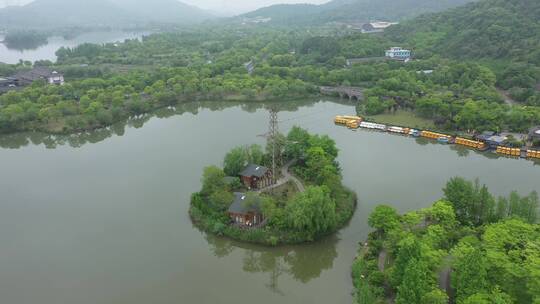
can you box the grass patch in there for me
[366,110,436,130]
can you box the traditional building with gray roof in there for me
[14,67,64,86]
[227,192,264,226]
[239,164,273,190]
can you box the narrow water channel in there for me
[1,100,538,304]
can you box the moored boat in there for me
[437,137,450,144]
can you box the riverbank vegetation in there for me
[189,127,356,245]
[354,58,540,133]
[0,65,315,133]
[0,0,539,136]
[386,0,540,102]
[352,177,539,304]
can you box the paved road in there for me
[439,266,452,297]
[378,249,387,272]
[284,161,306,192]
[497,88,517,106]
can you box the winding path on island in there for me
[259,159,306,193]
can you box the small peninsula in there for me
[189,126,356,245]
[353,177,539,304]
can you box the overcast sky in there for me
[0,0,330,14]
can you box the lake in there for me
[0,31,147,64]
[1,99,538,304]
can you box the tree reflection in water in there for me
[449,144,470,157]
[204,232,339,294]
[0,99,319,150]
[1,98,530,166]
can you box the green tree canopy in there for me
[443,177,475,225]
[483,219,540,303]
[368,205,400,234]
[451,245,488,303]
[285,126,311,160]
[201,165,226,196]
[286,186,337,239]
[223,147,248,176]
[396,259,433,304]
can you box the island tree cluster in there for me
[189,127,356,245]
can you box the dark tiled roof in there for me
[228,192,262,214]
[0,86,17,94]
[14,67,62,81]
[239,164,269,178]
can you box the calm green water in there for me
[1,100,539,304]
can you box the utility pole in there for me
[268,108,278,185]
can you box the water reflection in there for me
[204,233,339,293]
[1,99,538,166]
[0,100,321,149]
[410,136,540,163]
[449,144,470,157]
[414,137,430,146]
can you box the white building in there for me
[362,22,398,33]
[47,71,64,85]
[385,47,411,61]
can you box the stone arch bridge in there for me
[320,86,364,101]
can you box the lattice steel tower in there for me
[268,108,278,184]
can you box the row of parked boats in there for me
[334,115,540,160]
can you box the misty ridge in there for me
[0,0,478,29]
[0,0,214,28]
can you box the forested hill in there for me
[241,0,474,26]
[0,0,213,28]
[385,0,540,94]
[241,4,322,25]
[386,0,540,61]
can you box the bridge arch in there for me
[320,86,364,101]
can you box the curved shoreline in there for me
[189,188,357,247]
[0,92,318,135]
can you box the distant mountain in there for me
[321,0,476,22]
[0,0,125,28]
[241,0,476,25]
[242,4,322,25]
[109,0,212,24]
[0,0,213,29]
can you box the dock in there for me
[334,115,540,161]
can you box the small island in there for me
[353,177,539,304]
[2,30,48,50]
[189,126,356,245]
